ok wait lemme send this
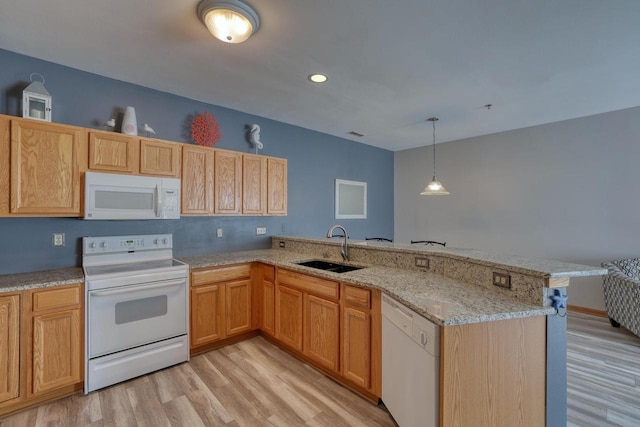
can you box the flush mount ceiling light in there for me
[421,117,450,196]
[197,0,260,44]
[308,73,328,83]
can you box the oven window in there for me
[115,295,168,324]
[95,190,154,210]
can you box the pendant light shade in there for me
[198,0,260,44]
[420,117,450,195]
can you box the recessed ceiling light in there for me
[308,73,328,83]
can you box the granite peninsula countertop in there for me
[274,236,608,278]
[179,249,556,326]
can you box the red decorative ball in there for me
[191,111,221,147]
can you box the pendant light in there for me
[421,117,450,195]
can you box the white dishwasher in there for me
[382,294,440,427]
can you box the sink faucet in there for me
[326,224,349,261]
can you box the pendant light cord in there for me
[432,119,436,177]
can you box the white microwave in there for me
[84,172,180,220]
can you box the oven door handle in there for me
[90,279,186,297]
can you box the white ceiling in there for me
[1,0,639,151]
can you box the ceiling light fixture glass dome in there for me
[421,117,450,196]
[197,0,260,44]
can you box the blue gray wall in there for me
[0,48,394,274]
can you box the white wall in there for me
[394,106,640,310]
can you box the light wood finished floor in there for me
[567,312,640,427]
[0,336,394,427]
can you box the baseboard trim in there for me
[568,304,607,318]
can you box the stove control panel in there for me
[83,234,173,254]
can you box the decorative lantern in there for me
[22,73,52,122]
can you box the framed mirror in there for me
[335,179,367,219]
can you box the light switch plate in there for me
[216,228,223,238]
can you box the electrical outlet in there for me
[493,272,511,289]
[216,228,223,238]
[415,257,429,268]
[52,233,65,247]
[256,227,267,235]
[279,241,286,248]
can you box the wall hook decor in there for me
[246,123,263,153]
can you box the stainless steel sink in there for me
[295,260,363,273]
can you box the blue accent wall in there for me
[0,49,394,274]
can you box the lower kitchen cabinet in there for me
[226,279,252,335]
[0,294,20,404]
[274,284,303,351]
[190,263,253,353]
[191,282,225,346]
[260,265,276,336]
[304,294,340,372]
[342,306,371,388]
[1,283,84,418]
[27,284,83,398]
[342,284,381,395]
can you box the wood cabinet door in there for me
[267,157,287,215]
[226,279,252,336]
[342,307,371,388]
[181,145,213,214]
[191,283,225,347]
[0,295,20,404]
[139,138,181,177]
[275,285,303,351]
[31,308,81,396]
[242,154,267,215]
[214,150,242,215]
[10,120,85,215]
[304,294,340,372]
[88,131,139,173]
[262,280,275,336]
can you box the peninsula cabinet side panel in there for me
[0,295,20,404]
[440,316,546,427]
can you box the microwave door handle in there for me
[155,184,162,218]
[90,279,186,296]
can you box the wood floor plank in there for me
[126,379,172,427]
[163,395,206,427]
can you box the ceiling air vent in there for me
[347,131,366,137]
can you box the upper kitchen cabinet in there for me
[214,149,242,215]
[139,138,181,178]
[0,116,86,216]
[181,144,214,215]
[267,157,287,215]
[242,154,267,215]
[87,131,139,174]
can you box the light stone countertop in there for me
[276,236,608,278]
[0,267,84,293]
[180,249,556,326]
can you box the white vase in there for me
[121,106,138,135]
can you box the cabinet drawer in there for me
[32,285,81,312]
[278,269,339,300]
[192,264,251,286]
[344,285,371,310]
